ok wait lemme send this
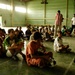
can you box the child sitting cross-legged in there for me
[26,32,56,68]
[54,31,71,53]
[3,29,24,61]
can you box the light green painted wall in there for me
[26,0,44,25]
[13,0,26,26]
[46,0,67,25]
[68,0,74,27]
[26,0,75,27]
[0,0,75,27]
[0,0,26,27]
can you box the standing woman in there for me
[54,10,64,38]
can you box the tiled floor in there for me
[0,37,75,75]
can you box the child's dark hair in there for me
[34,32,42,40]
[58,10,60,13]
[8,29,14,34]
[63,26,66,29]
[32,29,36,32]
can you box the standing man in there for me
[71,14,75,34]
[54,10,64,38]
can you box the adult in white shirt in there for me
[71,14,75,34]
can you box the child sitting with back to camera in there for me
[26,32,56,68]
[54,31,71,53]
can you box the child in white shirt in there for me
[54,31,71,52]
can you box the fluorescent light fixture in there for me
[15,7,26,13]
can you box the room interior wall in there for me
[0,0,74,27]
[26,0,74,27]
[0,0,26,27]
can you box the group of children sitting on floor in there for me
[25,25,54,42]
[25,25,74,42]
[0,26,75,68]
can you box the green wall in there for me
[26,0,44,25]
[26,0,75,27]
[46,0,67,25]
[0,0,26,27]
[0,0,75,27]
[68,0,74,26]
[13,0,26,26]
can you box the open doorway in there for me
[0,15,2,27]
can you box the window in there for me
[15,6,26,13]
[0,3,11,10]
